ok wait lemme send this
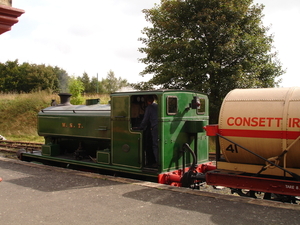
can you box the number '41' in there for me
[226,144,238,153]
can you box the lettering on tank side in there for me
[226,117,300,128]
[61,123,84,129]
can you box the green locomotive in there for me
[19,90,211,186]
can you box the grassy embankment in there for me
[0,91,110,142]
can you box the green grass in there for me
[209,136,216,152]
[0,91,110,142]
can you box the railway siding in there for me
[0,140,42,153]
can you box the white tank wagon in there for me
[217,87,300,177]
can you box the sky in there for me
[1,0,299,87]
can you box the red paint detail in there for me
[203,124,219,136]
[206,170,300,196]
[219,129,300,140]
[158,162,216,186]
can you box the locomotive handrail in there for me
[182,143,197,172]
[180,143,198,188]
[217,134,300,181]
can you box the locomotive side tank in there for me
[217,87,300,176]
[39,95,110,140]
[38,93,111,158]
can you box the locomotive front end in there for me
[38,93,111,160]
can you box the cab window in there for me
[197,98,206,114]
[167,96,177,115]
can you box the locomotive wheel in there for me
[16,149,26,160]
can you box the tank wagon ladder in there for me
[218,134,300,181]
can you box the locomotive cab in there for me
[109,93,154,169]
[110,90,210,173]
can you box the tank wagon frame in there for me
[205,126,300,201]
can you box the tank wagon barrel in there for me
[217,87,300,174]
[204,87,300,202]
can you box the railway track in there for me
[0,140,217,160]
[0,140,42,153]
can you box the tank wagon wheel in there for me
[263,193,299,204]
[232,189,299,203]
[231,189,257,198]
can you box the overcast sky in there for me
[1,0,299,87]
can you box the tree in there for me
[0,60,20,92]
[68,76,84,105]
[90,77,101,93]
[18,63,59,92]
[103,70,129,93]
[80,72,93,93]
[139,0,284,123]
[0,60,67,93]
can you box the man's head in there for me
[146,95,154,105]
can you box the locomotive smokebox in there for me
[218,87,300,169]
[58,93,72,106]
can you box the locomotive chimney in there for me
[58,93,72,106]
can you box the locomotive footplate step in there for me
[142,166,158,173]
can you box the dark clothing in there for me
[144,127,156,165]
[140,103,158,130]
[140,103,158,163]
